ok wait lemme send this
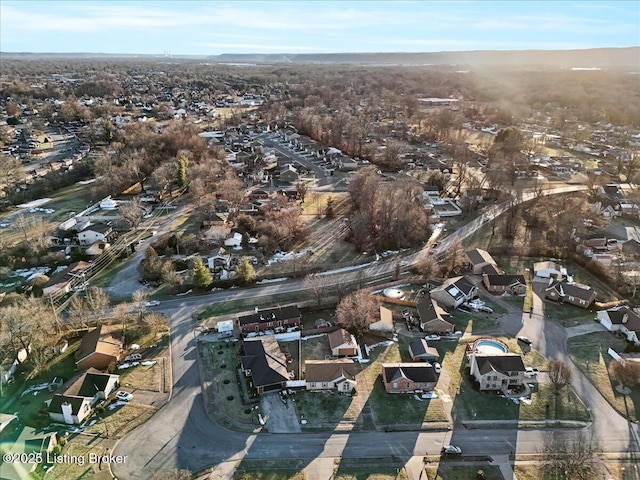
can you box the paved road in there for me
[262,136,332,186]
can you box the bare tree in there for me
[336,290,379,342]
[539,430,602,480]
[119,198,145,229]
[304,273,332,306]
[548,359,573,394]
[609,360,640,392]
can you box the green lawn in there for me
[362,341,448,427]
[568,332,640,422]
[294,390,358,429]
[448,310,498,334]
[0,340,80,428]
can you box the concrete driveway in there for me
[260,391,301,433]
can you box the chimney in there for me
[61,402,74,424]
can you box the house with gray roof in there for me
[240,337,290,394]
[430,276,477,309]
[381,363,436,393]
[545,280,596,309]
[469,354,526,391]
[597,306,640,345]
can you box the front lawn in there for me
[568,332,640,422]
[82,402,156,438]
[425,465,504,480]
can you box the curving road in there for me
[111,183,640,478]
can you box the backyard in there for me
[568,332,640,422]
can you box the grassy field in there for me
[44,443,107,480]
[425,465,504,480]
[448,310,499,334]
[568,332,640,422]
[118,361,162,391]
[234,471,306,480]
[82,402,156,438]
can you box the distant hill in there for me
[2,47,638,68]
[209,47,640,68]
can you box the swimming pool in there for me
[474,339,508,355]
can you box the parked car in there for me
[217,331,233,340]
[115,391,133,402]
[144,300,160,307]
[425,335,441,342]
[525,367,538,377]
[124,353,142,362]
[433,362,442,374]
[441,445,462,455]
[517,336,532,345]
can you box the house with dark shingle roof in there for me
[469,354,526,391]
[483,274,527,294]
[75,325,122,370]
[416,294,454,333]
[408,339,440,362]
[304,359,357,393]
[46,368,119,424]
[545,280,596,309]
[47,394,92,425]
[597,306,640,345]
[381,363,436,393]
[238,305,301,335]
[465,248,500,275]
[240,337,290,394]
[42,261,92,297]
[622,239,640,258]
[430,276,477,309]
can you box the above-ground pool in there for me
[382,287,404,299]
[474,339,508,355]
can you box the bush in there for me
[476,469,486,480]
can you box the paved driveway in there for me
[260,391,301,433]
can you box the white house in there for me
[597,306,640,345]
[533,261,567,280]
[99,196,118,210]
[77,223,112,246]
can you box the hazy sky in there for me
[1,1,638,55]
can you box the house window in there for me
[392,382,398,389]
[322,382,328,388]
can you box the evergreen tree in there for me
[191,257,212,288]
[235,256,256,284]
[325,195,335,219]
[177,155,189,189]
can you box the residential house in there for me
[328,329,358,357]
[469,353,526,391]
[207,247,231,270]
[465,249,499,275]
[240,337,290,394]
[381,363,437,393]
[430,276,477,309]
[533,261,567,281]
[60,368,120,405]
[77,223,112,246]
[407,339,440,363]
[304,359,357,393]
[42,261,91,297]
[369,306,394,333]
[622,239,640,258]
[545,280,596,309]
[99,196,118,210]
[597,306,640,345]
[278,164,299,184]
[338,156,358,171]
[416,294,454,333]
[85,241,109,256]
[46,395,92,425]
[483,274,527,295]
[238,305,301,335]
[75,325,123,370]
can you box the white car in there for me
[115,391,133,402]
[124,353,142,362]
[441,445,462,455]
[144,300,160,307]
[433,362,442,374]
[425,335,441,342]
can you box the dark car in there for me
[517,336,532,345]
